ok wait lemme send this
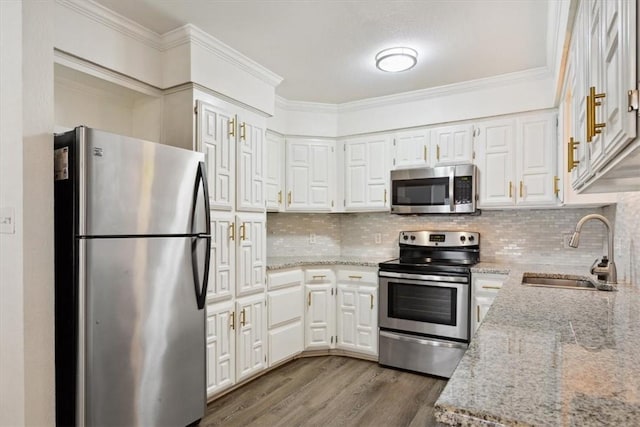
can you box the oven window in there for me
[393,178,450,206]
[388,281,457,326]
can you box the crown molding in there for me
[275,96,339,113]
[56,0,162,50]
[162,24,283,88]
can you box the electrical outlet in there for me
[562,233,573,249]
[0,207,15,234]
[374,233,382,244]
[309,233,316,244]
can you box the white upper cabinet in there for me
[197,100,235,211]
[236,117,265,212]
[285,138,335,211]
[393,129,431,169]
[344,135,391,211]
[477,111,558,208]
[431,124,474,166]
[265,132,284,212]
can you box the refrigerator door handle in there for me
[191,161,211,310]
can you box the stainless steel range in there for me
[378,230,480,378]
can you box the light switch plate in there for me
[0,207,15,234]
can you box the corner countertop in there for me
[266,256,391,270]
[435,263,640,426]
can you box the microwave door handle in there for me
[449,167,455,212]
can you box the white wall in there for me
[0,1,25,425]
[22,1,56,425]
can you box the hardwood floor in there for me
[202,356,447,427]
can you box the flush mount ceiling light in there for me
[375,47,418,72]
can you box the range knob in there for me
[403,235,409,241]
[468,235,475,242]
[460,235,466,242]
[410,235,416,241]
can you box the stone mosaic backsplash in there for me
[267,207,608,267]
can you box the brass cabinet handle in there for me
[508,181,513,198]
[240,122,246,140]
[230,311,235,330]
[307,292,311,307]
[477,306,480,323]
[240,308,246,327]
[229,222,235,241]
[436,144,440,161]
[240,222,246,240]
[384,189,387,204]
[312,275,326,280]
[228,116,236,137]
[482,285,502,290]
[348,275,362,279]
[567,137,580,172]
[423,145,427,161]
[288,191,292,206]
[587,86,606,142]
[519,181,523,198]
[553,176,560,195]
[370,294,374,310]
[278,190,282,204]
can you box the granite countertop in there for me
[436,263,640,426]
[266,256,391,270]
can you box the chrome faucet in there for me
[569,214,617,284]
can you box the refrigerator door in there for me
[78,127,208,236]
[82,237,207,427]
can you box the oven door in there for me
[379,271,469,341]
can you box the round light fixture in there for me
[375,47,418,72]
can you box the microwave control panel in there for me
[454,176,473,205]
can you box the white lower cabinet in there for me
[304,272,336,350]
[471,273,508,334]
[206,301,236,398]
[336,283,377,356]
[267,268,304,366]
[236,293,267,382]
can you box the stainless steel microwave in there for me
[390,164,477,214]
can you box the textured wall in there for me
[606,192,640,284]
[268,208,607,266]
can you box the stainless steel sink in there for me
[521,274,597,290]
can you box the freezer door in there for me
[82,237,207,427]
[78,127,208,236]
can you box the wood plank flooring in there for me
[202,356,447,427]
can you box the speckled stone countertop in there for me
[266,256,391,270]
[435,263,640,426]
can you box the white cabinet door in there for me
[208,212,235,302]
[336,284,377,356]
[265,132,284,212]
[393,129,430,169]
[344,136,390,211]
[473,296,494,333]
[236,294,267,382]
[431,124,474,166]
[197,100,235,211]
[206,301,235,397]
[477,119,516,207]
[516,113,557,205]
[304,283,334,350]
[286,139,335,211]
[235,213,266,297]
[236,118,265,212]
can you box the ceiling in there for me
[94,0,551,104]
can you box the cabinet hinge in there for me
[194,105,198,114]
[331,147,334,152]
[628,89,639,112]
[331,200,334,208]
[343,145,346,152]
[392,158,396,166]
[331,288,334,296]
[331,336,334,344]
[264,355,267,363]
[472,151,476,160]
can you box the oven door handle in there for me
[379,331,469,349]
[379,271,468,284]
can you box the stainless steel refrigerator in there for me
[54,126,211,426]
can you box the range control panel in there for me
[399,230,480,247]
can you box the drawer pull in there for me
[476,305,480,322]
[312,275,326,280]
[370,294,374,310]
[307,292,311,307]
[240,308,246,327]
[348,275,362,279]
[230,311,235,330]
[482,285,502,290]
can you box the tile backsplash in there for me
[606,192,640,284]
[268,208,607,266]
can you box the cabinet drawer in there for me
[473,273,508,295]
[268,321,303,366]
[336,268,377,285]
[304,268,334,284]
[267,268,303,290]
[267,286,303,329]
